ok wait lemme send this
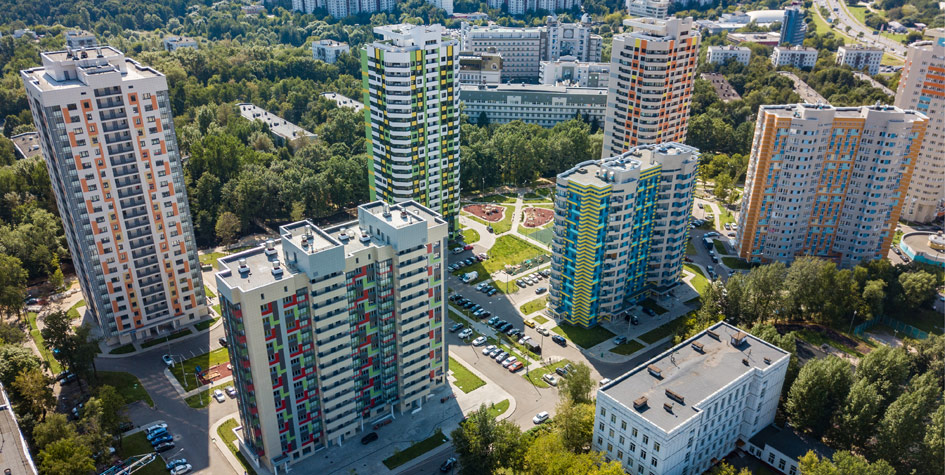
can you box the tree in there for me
[32,413,76,451]
[924,404,944,471]
[95,385,128,444]
[714,173,733,204]
[0,344,41,388]
[40,312,99,383]
[555,401,595,453]
[12,367,54,420]
[215,211,241,246]
[897,270,936,309]
[707,463,753,475]
[875,371,942,470]
[854,346,909,403]
[0,254,28,318]
[798,450,895,475]
[477,111,490,127]
[38,436,95,475]
[830,379,883,451]
[785,356,853,438]
[451,404,524,475]
[0,321,27,344]
[523,431,625,474]
[559,362,594,405]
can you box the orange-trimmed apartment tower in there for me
[21,46,208,345]
[735,104,927,268]
[602,17,700,158]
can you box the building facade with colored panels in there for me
[602,17,700,158]
[736,104,927,268]
[216,201,448,473]
[549,143,699,327]
[363,24,460,234]
[20,46,208,345]
[895,32,945,224]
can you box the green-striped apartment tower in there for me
[549,143,699,328]
[362,24,460,234]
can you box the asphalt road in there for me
[816,0,906,58]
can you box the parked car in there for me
[533,411,550,424]
[452,247,464,255]
[488,348,501,358]
[144,423,167,435]
[704,231,719,238]
[599,378,612,386]
[150,434,173,446]
[508,361,524,372]
[535,287,547,294]
[449,323,463,332]
[643,307,656,317]
[213,389,226,403]
[487,288,498,296]
[537,327,550,336]
[225,386,237,398]
[614,336,627,345]
[146,428,168,441]
[518,335,531,345]
[440,457,457,472]
[218,337,227,348]
[463,244,474,251]
[479,311,491,319]
[631,315,640,325]
[170,464,192,475]
[458,329,473,339]
[162,354,175,366]
[165,459,187,471]
[552,335,567,346]
[361,432,379,445]
[501,356,517,368]
[494,351,508,362]
[482,345,497,355]
[487,316,499,326]
[542,374,558,386]
[516,280,526,288]
[154,442,175,453]
[472,336,487,346]
[555,366,569,377]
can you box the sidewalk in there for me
[97,316,225,358]
[448,349,516,420]
[210,413,245,475]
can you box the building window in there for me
[779,459,786,471]
[654,442,660,452]
[789,466,797,475]
[769,453,775,464]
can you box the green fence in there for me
[853,315,930,340]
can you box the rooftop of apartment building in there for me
[217,201,443,292]
[466,25,544,36]
[837,45,883,52]
[164,35,197,43]
[621,16,694,40]
[21,46,161,92]
[316,39,348,47]
[708,45,749,52]
[320,92,363,112]
[460,83,607,95]
[459,51,502,70]
[761,102,926,121]
[559,143,697,188]
[701,73,742,102]
[11,131,42,159]
[774,45,817,52]
[0,384,37,475]
[749,424,835,461]
[372,24,453,50]
[727,32,780,43]
[600,322,789,433]
[237,103,316,142]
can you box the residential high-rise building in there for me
[363,24,460,232]
[780,5,807,45]
[895,33,945,223]
[215,201,448,473]
[602,17,699,158]
[736,104,928,267]
[549,143,698,328]
[836,45,883,76]
[21,47,208,344]
[486,0,581,16]
[64,30,97,49]
[290,0,452,18]
[626,0,670,19]
[312,39,350,64]
[593,322,790,475]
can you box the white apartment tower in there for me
[770,46,818,70]
[594,323,790,475]
[362,24,460,232]
[627,0,670,19]
[706,45,751,66]
[895,34,945,223]
[291,0,452,17]
[602,17,700,158]
[216,201,448,472]
[835,45,883,76]
[21,47,208,344]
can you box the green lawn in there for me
[686,241,697,255]
[170,347,230,391]
[638,317,686,344]
[718,207,736,227]
[484,399,510,418]
[890,308,945,335]
[524,359,570,388]
[722,257,751,270]
[199,251,228,270]
[28,312,62,374]
[109,343,136,355]
[67,300,85,320]
[449,357,485,393]
[640,299,669,315]
[532,315,549,325]
[140,328,192,349]
[551,322,615,349]
[714,240,729,255]
[185,383,231,408]
[116,432,168,475]
[611,339,646,356]
[479,194,517,204]
[452,235,546,284]
[520,296,548,315]
[462,227,480,244]
[194,317,219,332]
[383,430,449,470]
[881,53,904,66]
[218,418,257,475]
[846,5,868,24]
[684,263,709,294]
[892,229,904,245]
[212,304,222,315]
[96,371,153,407]
[204,286,216,299]
[463,204,515,235]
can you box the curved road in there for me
[816,0,906,59]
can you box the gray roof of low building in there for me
[748,424,835,460]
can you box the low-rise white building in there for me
[312,39,350,64]
[836,45,883,75]
[458,51,503,85]
[539,56,610,88]
[238,103,316,146]
[707,45,751,66]
[460,84,607,127]
[746,425,834,475]
[242,3,266,14]
[163,36,198,52]
[627,0,670,19]
[64,30,97,49]
[593,322,790,475]
[771,45,818,69]
[320,92,363,112]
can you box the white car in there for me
[144,423,168,435]
[162,354,175,366]
[533,411,549,424]
[482,344,497,355]
[458,329,473,339]
[213,389,226,403]
[472,336,487,346]
[518,335,531,345]
[501,356,517,368]
[170,464,192,475]
[542,374,558,386]
[225,386,237,398]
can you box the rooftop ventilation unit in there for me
[647,364,662,378]
[763,357,771,365]
[238,258,250,275]
[338,227,349,241]
[383,204,391,218]
[264,239,277,256]
[742,358,749,366]
[666,389,685,404]
[706,330,720,340]
[360,230,371,243]
[663,402,674,413]
[731,331,748,346]
[691,341,704,353]
[300,234,310,248]
[271,261,284,277]
[633,396,648,410]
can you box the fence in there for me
[853,315,930,340]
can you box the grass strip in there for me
[169,347,230,391]
[140,328,192,349]
[524,359,570,388]
[551,322,615,349]
[611,340,646,356]
[519,296,548,315]
[96,371,153,407]
[383,430,449,470]
[116,432,167,475]
[448,356,486,393]
[218,418,257,475]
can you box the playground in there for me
[520,207,554,228]
[463,204,507,222]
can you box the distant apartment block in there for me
[238,103,316,146]
[545,15,602,63]
[21,47,208,344]
[65,30,97,49]
[549,143,698,327]
[460,84,606,127]
[736,104,927,267]
[485,0,581,16]
[363,24,460,231]
[700,73,741,102]
[319,92,363,112]
[216,201,448,473]
[836,45,883,75]
[627,0,669,19]
[780,6,807,45]
[539,56,609,88]
[896,33,945,224]
[707,45,751,66]
[458,51,503,85]
[602,17,700,158]
[727,31,781,46]
[291,0,453,17]
[770,45,818,69]
[593,322,790,475]
[242,3,266,14]
[163,36,198,52]
[313,39,349,64]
